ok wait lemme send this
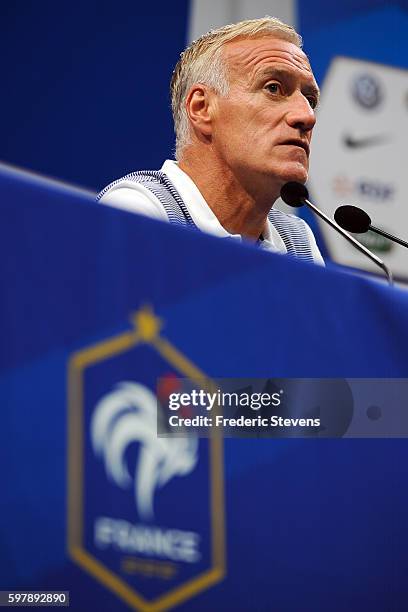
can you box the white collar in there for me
[161,159,287,254]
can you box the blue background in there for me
[0,1,189,189]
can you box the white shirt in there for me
[100,160,324,264]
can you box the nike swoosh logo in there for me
[343,134,389,149]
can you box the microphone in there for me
[335,205,408,250]
[280,182,393,285]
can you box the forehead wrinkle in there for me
[249,64,313,86]
[249,51,313,79]
[224,39,313,85]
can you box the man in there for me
[99,17,324,264]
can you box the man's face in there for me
[211,36,319,190]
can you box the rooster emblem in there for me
[91,382,198,520]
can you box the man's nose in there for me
[286,92,316,132]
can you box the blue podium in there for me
[1,163,408,611]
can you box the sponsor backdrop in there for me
[299,1,408,278]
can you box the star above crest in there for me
[132,305,163,341]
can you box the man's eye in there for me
[306,96,318,109]
[265,83,281,94]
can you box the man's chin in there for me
[279,165,308,186]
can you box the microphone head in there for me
[280,182,309,207]
[334,205,371,233]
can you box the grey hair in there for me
[170,16,302,159]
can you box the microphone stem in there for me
[304,199,393,286]
[370,225,408,249]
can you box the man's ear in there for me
[184,84,216,138]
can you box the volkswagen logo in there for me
[352,73,382,109]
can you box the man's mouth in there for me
[280,139,310,156]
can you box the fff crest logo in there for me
[67,306,225,611]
